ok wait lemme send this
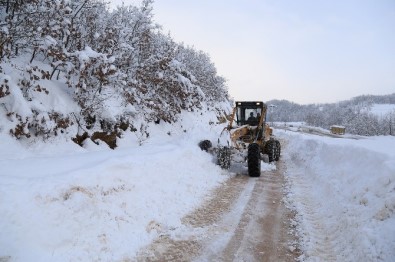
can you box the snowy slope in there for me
[0,110,230,261]
[280,130,395,261]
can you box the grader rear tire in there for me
[265,139,281,162]
[265,140,276,162]
[275,140,281,161]
[248,143,261,177]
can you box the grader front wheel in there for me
[248,143,261,177]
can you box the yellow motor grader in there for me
[200,101,280,177]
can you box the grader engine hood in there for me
[230,125,253,144]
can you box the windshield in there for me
[236,107,262,126]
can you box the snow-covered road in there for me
[1,125,394,261]
[135,156,298,261]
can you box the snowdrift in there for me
[0,110,230,261]
[280,130,395,261]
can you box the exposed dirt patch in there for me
[63,186,93,200]
[182,174,249,228]
[136,236,201,262]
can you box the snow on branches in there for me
[0,0,229,144]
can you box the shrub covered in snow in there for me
[0,0,231,146]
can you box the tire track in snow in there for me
[216,159,300,262]
[135,174,251,261]
[182,173,250,228]
[288,173,338,261]
[135,236,201,262]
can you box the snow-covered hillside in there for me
[1,120,394,261]
[268,95,395,136]
[1,0,230,147]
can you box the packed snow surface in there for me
[1,118,394,261]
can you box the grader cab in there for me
[228,101,273,148]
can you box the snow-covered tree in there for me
[176,45,228,106]
[0,0,231,145]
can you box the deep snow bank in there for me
[0,110,229,261]
[279,130,395,261]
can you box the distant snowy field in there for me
[370,104,395,117]
[368,104,395,117]
[1,115,394,261]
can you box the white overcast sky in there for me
[109,0,395,104]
